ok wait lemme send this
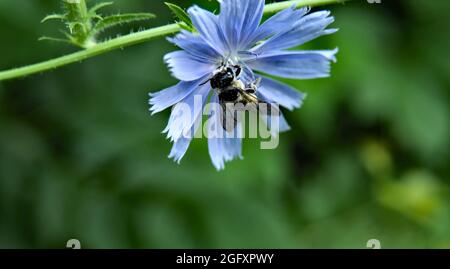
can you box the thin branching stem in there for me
[0,0,347,81]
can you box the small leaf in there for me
[89,1,114,14]
[89,14,104,21]
[164,2,195,31]
[41,14,67,23]
[90,13,155,36]
[67,21,86,34]
[178,22,194,32]
[38,36,72,45]
[60,30,77,42]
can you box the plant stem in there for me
[0,0,346,81]
[0,24,179,81]
[264,0,347,13]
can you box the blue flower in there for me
[149,0,338,170]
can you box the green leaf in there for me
[38,36,73,45]
[89,1,114,14]
[67,21,86,34]
[41,14,67,23]
[90,13,155,36]
[164,2,195,32]
[89,14,104,21]
[178,22,194,32]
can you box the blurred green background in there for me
[0,0,449,248]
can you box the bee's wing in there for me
[237,89,280,116]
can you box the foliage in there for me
[40,0,154,48]
[164,2,195,32]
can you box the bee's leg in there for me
[253,77,262,88]
[232,65,241,77]
[244,83,257,94]
[199,77,211,86]
[245,77,261,94]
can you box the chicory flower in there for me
[149,0,338,170]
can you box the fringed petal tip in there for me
[148,93,160,115]
[291,92,308,111]
[210,152,242,171]
[299,92,308,107]
[148,107,157,116]
[168,137,193,164]
[208,136,243,171]
[213,161,225,171]
[163,126,183,143]
[168,151,184,164]
[148,91,158,102]
[329,47,339,63]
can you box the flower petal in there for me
[163,83,210,142]
[164,51,216,81]
[219,0,264,51]
[240,64,256,84]
[261,111,291,135]
[247,49,338,79]
[188,5,228,55]
[149,79,201,114]
[168,136,192,164]
[256,93,291,134]
[167,107,204,164]
[207,93,242,170]
[247,6,309,47]
[168,30,221,63]
[253,10,337,53]
[258,76,306,110]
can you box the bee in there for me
[217,77,260,107]
[200,61,241,89]
[202,62,279,131]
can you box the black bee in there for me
[202,62,279,131]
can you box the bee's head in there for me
[210,66,235,89]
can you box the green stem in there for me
[0,24,179,81]
[0,0,346,81]
[264,0,347,13]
